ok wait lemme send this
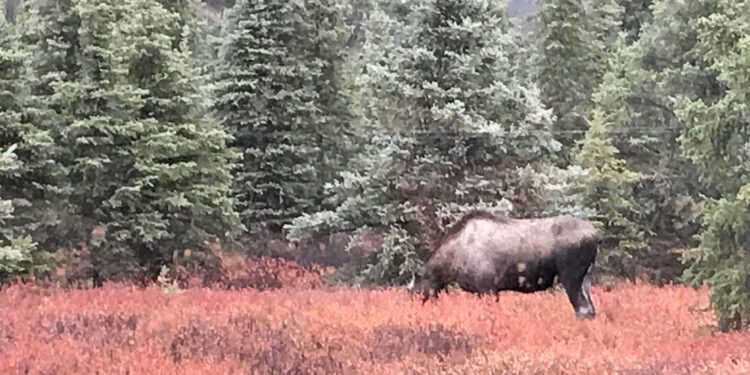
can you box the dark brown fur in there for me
[407,210,601,320]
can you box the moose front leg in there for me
[559,268,596,320]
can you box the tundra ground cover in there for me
[1,271,749,375]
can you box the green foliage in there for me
[156,264,183,295]
[0,145,39,281]
[676,0,750,331]
[212,0,354,232]
[533,0,624,158]
[681,187,750,331]
[616,0,653,43]
[13,0,243,282]
[0,17,57,278]
[360,225,421,286]
[533,163,594,219]
[0,0,745,301]
[577,108,647,278]
[3,4,71,251]
[363,0,560,221]
[286,132,415,283]
[286,133,410,240]
[101,0,243,278]
[59,0,158,279]
[343,0,371,48]
[288,0,568,285]
[588,0,625,69]
[534,0,591,120]
[617,0,654,43]
[589,0,721,244]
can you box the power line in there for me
[239,127,681,138]
[386,127,681,135]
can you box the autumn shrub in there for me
[210,255,283,290]
[0,321,13,352]
[169,316,276,363]
[0,282,749,374]
[206,249,334,290]
[30,240,335,293]
[35,312,139,348]
[42,246,98,289]
[169,314,356,374]
[240,228,383,269]
[368,323,477,362]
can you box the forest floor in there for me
[1,276,749,374]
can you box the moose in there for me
[406,211,601,320]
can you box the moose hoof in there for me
[575,307,596,320]
[576,312,596,320]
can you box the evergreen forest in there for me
[1,0,749,332]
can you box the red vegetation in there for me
[1,275,749,374]
[203,252,335,290]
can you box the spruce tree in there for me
[1,12,66,259]
[390,0,560,224]
[534,0,624,160]
[57,0,161,280]
[16,0,243,282]
[152,0,207,61]
[110,0,244,278]
[588,0,624,71]
[0,18,49,279]
[0,144,36,281]
[617,0,653,43]
[589,0,721,249]
[576,106,646,279]
[212,0,353,233]
[533,0,592,156]
[288,0,564,285]
[677,0,750,331]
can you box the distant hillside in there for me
[508,0,540,19]
[507,0,540,34]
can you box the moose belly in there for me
[496,256,557,293]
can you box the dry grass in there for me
[0,272,748,374]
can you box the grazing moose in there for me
[406,211,601,320]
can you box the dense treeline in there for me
[0,0,747,330]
